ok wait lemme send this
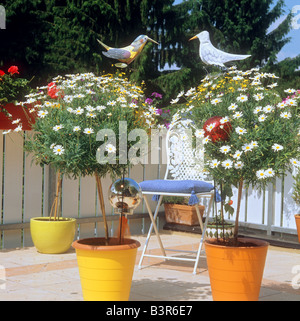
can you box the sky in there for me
[173,0,300,62]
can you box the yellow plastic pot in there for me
[30,217,76,254]
[72,237,140,301]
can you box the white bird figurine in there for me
[189,31,251,68]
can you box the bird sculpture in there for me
[189,31,251,69]
[97,35,159,68]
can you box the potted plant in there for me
[0,65,35,130]
[205,199,235,240]
[173,67,300,300]
[292,171,300,242]
[162,196,205,226]
[19,71,157,300]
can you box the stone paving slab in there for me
[0,232,299,301]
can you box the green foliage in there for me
[161,196,190,205]
[292,172,300,205]
[0,66,32,106]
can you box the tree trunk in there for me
[95,172,109,244]
[234,178,244,240]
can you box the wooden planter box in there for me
[164,203,205,226]
[0,103,36,130]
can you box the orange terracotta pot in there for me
[295,215,300,243]
[204,238,269,301]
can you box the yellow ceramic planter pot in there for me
[30,217,76,254]
[72,237,140,301]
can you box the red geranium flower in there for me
[0,70,5,76]
[8,65,19,75]
[47,82,64,99]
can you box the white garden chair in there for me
[138,119,220,274]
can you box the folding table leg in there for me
[138,195,166,270]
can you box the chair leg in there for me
[192,195,214,274]
[138,195,166,270]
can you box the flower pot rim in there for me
[295,214,300,218]
[72,237,141,252]
[204,237,269,249]
[30,217,76,223]
[207,222,235,228]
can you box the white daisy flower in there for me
[258,114,267,122]
[228,103,238,110]
[263,105,273,113]
[107,100,116,106]
[53,124,64,131]
[221,159,233,169]
[253,93,264,101]
[105,144,116,154]
[236,95,248,102]
[53,145,65,155]
[220,116,230,124]
[75,94,85,98]
[242,143,253,152]
[251,141,259,148]
[38,110,48,118]
[14,125,23,132]
[12,118,21,124]
[277,102,286,109]
[272,144,283,151]
[73,126,81,132]
[211,98,222,105]
[85,105,95,112]
[206,122,217,132]
[210,159,220,168]
[170,98,179,104]
[285,99,297,106]
[235,127,247,135]
[284,88,296,94]
[83,128,94,135]
[96,105,106,111]
[233,150,243,159]
[203,137,211,144]
[280,111,292,119]
[256,170,266,179]
[233,111,243,119]
[290,158,300,167]
[86,112,96,118]
[220,145,231,154]
[75,107,84,115]
[265,168,275,177]
[195,129,205,138]
[234,161,244,169]
[253,106,262,114]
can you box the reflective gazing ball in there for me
[109,178,142,215]
[203,116,232,143]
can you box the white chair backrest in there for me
[164,119,208,181]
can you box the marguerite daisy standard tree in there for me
[173,67,300,244]
[14,72,157,242]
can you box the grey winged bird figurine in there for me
[97,35,159,68]
[189,31,251,69]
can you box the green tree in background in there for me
[0,0,298,104]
